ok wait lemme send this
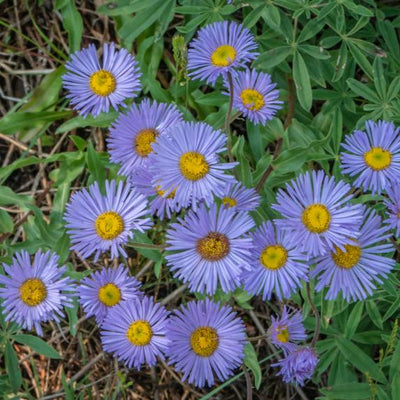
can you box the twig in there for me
[242,364,253,400]
[135,259,154,279]
[160,284,188,305]
[306,282,321,348]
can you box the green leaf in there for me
[130,232,162,262]
[86,142,106,185]
[0,111,72,135]
[344,302,363,338]
[347,78,380,103]
[13,334,61,359]
[118,0,173,46]
[336,335,387,383]
[320,383,372,399]
[254,46,291,69]
[56,110,118,133]
[0,209,14,233]
[70,135,87,151]
[0,186,33,207]
[298,19,324,43]
[365,300,383,330]
[243,343,262,390]
[5,342,22,392]
[293,51,312,111]
[372,57,386,99]
[347,41,373,79]
[333,42,348,82]
[55,0,83,52]
[343,1,373,17]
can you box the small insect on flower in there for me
[187,21,258,85]
[149,121,237,210]
[0,250,75,336]
[341,120,400,194]
[312,207,395,301]
[218,181,260,212]
[78,265,143,324]
[108,99,183,176]
[167,299,246,388]
[272,170,363,258]
[242,221,309,300]
[273,346,318,386]
[101,297,169,369]
[129,166,181,220]
[64,180,151,261]
[228,69,283,125]
[267,307,306,354]
[384,182,400,237]
[62,43,141,117]
[166,203,255,295]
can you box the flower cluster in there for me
[1,17,399,394]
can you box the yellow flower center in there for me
[95,211,124,240]
[196,232,230,261]
[126,320,153,346]
[156,185,176,199]
[364,147,392,171]
[210,45,236,67]
[331,244,361,269]
[302,204,331,233]
[89,70,116,96]
[190,327,219,357]
[135,129,158,157]
[276,327,290,343]
[179,151,209,181]
[20,278,47,307]
[240,89,265,111]
[98,283,121,307]
[260,245,287,270]
[222,196,237,208]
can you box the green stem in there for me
[306,282,321,348]
[127,243,166,251]
[224,72,235,164]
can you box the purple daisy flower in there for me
[166,203,254,295]
[107,99,183,176]
[272,170,363,258]
[241,221,308,300]
[101,297,169,369]
[166,299,246,388]
[218,181,260,211]
[384,182,400,236]
[64,180,151,261]
[228,69,282,125]
[129,166,182,220]
[188,21,258,85]
[267,307,306,354]
[341,120,400,194]
[273,346,318,386]
[149,121,236,210]
[78,265,143,324]
[0,250,75,336]
[62,43,141,117]
[311,207,395,301]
